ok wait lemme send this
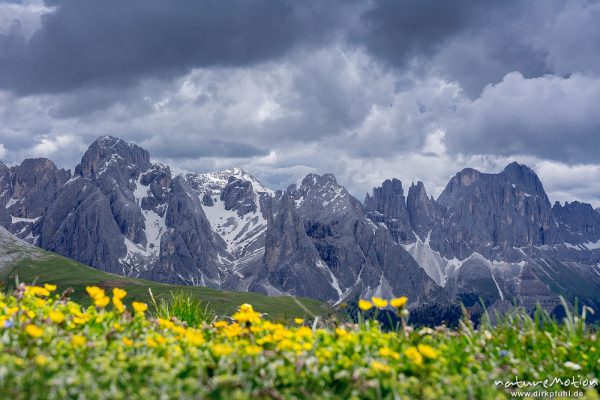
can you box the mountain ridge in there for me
[1,137,599,314]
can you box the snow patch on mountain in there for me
[11,216,39,224]
[188,167,273,197]
[184,167,271,275]
[202,197,267,255]
[402,231,449,286]
[316,259,343,298]
[6,197,20,209]
[118,174,168,273]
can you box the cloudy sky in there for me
[1,0,599,206]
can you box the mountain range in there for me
[1,136,599,314]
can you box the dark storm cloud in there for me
[354,0,503,65]
[352,0,600,96]
[149,138,268,159]
[48,86,151,118]
[1,0,600,205]
[0,0,358,94]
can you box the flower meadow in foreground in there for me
[0,285,598,399]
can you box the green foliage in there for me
[408,302,462,328]
[0,285,599,399]
[149,289,216,326]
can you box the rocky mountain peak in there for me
[406,181,439,240]
[301,173,337,187]
[75,136,151,179]
[453,167,482,187]
[187,167,272,199]
[551,200,600,243]
[433,163,554,258]
[364,178,404,214]
[438,163,549,207]
[257,192,341,300]
[8,158,70,220]
[0,163,10,228]
[220,177,258,216]
[501,162,548,200]
[502,161,535,177]
[364,178,414,243]
[290,173,358,219]
[408,181,427,197]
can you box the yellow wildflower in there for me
[147,337,157,348]
[371,297,388,308]
[72,335,87,347]
[417,344,439,359]
[187,334,204,346]
[370,360,391,373]
[158,318,175,330]
[43,283,57,292]
[213,320,228,328]
[122,337,134,346]
[224,323,243,338]
[67,302,83,316]
[185,329,205,345]
[256,335,273,345]
[113,297,125,313]
[49,310,65,324]
[244,344,263,356]
[25,324,43,338]
[316,348,333,361]
[296,326,313,339]
[404,346,423,366]
[132,302,148,314]
[211,343,234,357]
[335,327,348,337]
[35,355,48,367]
[112,287,127,300]
[6,306,19,316]
[276,338,296,352]
[72,314,91,325]
[172,326,186,336]
[379,347,401,360]
[86,286,104,299]
[232,305,261,324]
[294,318,304,324]
[358,299,373,311]
[94,295,110,308]
[26,286,50,297]
[239,303,254,313]
[390,296,408,308]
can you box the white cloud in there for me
[446,72,600,164]
[31,134,85,159]
[0,0,55,38]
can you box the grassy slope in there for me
[0,253,330,321]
